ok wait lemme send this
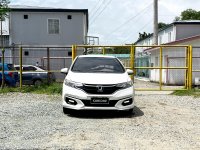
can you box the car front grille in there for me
[81,100,118,107]
[79,84,122,94]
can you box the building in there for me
[0,5,89,81]
[134,20,200,85]
[9,5,88,46]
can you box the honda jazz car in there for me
[61,55,134,114]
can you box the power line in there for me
[90,0,102,13]
[90,0,113,25]
[123,18,153,44]
[90,0,106,20]
[107,2,153,36]
[121,6,153,41]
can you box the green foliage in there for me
[0,82,63,95]
[0,0,10,20]
[106,47,130,54]
[174,9,200,21]
[158,22,169,29]
[137,32,151,41]
[172,89,200,98]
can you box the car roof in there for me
[14,65,36,67]
[78,55,115,58]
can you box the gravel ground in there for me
[0,93,200,149]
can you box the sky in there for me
[10,0,200,45]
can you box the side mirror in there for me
[126,69,133,75]
[61,68,68,74]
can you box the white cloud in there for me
[10,0,200,44]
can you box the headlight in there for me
[64,79,83,88]
[116,81,133,89]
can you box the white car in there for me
[61,55,134,114]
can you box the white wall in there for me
[149,38,200,85]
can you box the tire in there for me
[34,80,42,86]
[63,107,72,114]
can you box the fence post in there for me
[189,45,193,89]
[102,47,105,55]
[72,45,76,62]
[47,47,50,84]
[159,46,163,90]
[1,48,5,89]
[185,46,189,90]
[130,45,134,81]
[19,46,23,90]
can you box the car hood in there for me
[66,72,130,84]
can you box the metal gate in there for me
[71,45,192,91]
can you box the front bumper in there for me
[62,85,134,111]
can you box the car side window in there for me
[23,66,37,71]
[7,64,16,71]
[29,67,37,71]
[15,67,20,71]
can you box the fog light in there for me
[65,97,77,105]
[122,98,132,106]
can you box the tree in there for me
[174,9,200,21]
[0,0,10,88]
[158,22,169,29]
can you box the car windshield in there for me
[7,64,16,71]
[71,57,125,73]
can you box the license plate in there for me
[91,98,109,104]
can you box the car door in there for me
[22,66,36,84]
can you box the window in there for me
[67,15,72,20]
[24,15,28,19]
[24,51,29,56]
[15,67,20,71]
[23,66,37,71]
[168,32,172,42]
[71,57,125,73]
[155,57,158,67]
[48,19,60,34]
[7,64,15,71]
[68,51,72,56]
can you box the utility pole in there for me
[153,0,158,45]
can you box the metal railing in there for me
[72,45,193,91]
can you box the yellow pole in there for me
[72,45,76,62]
[189,45,193,89]
[102,47,105,55]
[185,46,189,89]
[19,46,23,90]
[159,47,163,90]
[130,45,134,80]
[187,46,190,90]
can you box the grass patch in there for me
[172,89,200,97]
[0,82,62,95]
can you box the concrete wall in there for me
[176,24,200,40]
[9,11,87,45]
